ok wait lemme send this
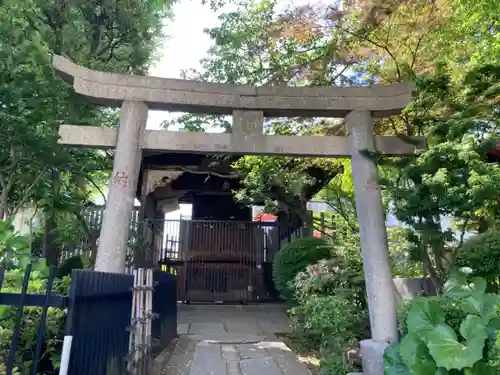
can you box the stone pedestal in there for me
[95,100,148,273]
[360,339,388,375]
[346,110,398,374]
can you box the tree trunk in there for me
[43,169,60,266]
[0,191,7,221]
[478,217,489,233]
[422,248,442,292]
[43,213,59,266]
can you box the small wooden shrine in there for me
[135,151,333,302]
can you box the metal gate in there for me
[157,219,282,302]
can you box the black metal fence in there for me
[151,270,177,354]
[0,264,67,375]
[64,270,134,375]
[0,265,178,375]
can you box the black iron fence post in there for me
[31,266,57,375]
[6,264,32,375]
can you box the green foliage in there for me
[387,227,423,278]
[273,237,331,301]
[0,0,174,262]
[0,220,30,268]
[293,255,365,308]
[0,220,70,373]
[289,255,367,354]
[384,269,500,375]
[303,294,366,370]
[296,281,368,345]
[0,272,69,374]
[378,66,500,288]
[289,293,366,374]
[233,154,341,220]
[319,355,353,375]
[57,256,85,278]
[289,242,368,375]
[456,231,500,292]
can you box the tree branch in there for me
[166,165,238,179]
[7,169,48,220]
[335,24,402,80]
[71,171,107,205]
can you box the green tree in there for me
[0,0,175,264]
[377,67,500,289]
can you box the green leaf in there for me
[443,269,474,297]
[426,320,486,371]
[399,333,437,375]
[462,294,500,324]
[468,278,487,295]
[464,361,497,375]
[406,298,445,337]
[6,236,29,251]
[384,342,409,375]
[459,315,488,345]
[487,317,500,329]
[51,352,61,369]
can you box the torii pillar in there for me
[95,101,148,273]
[347,111,398,374]
[53,55,425,375]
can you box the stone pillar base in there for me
[360,339,388,375]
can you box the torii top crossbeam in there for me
[54,55,412,117]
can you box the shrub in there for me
[290,258,369,374]
[319,354,353,375]
[284,234,369,374]
[294,259,341,299]
[300,294,367,348]
[384,269,500,375]
[273,237,331,301]
[294,258,366,308]
[288,305,323,350]
[456,230,500,292]
[299,294,367,374]
[0,220,69,374]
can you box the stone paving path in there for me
[158,304,312,375]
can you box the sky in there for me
[146,1,238,131]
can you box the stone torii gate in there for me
[53,55,425,375]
